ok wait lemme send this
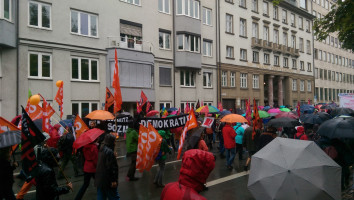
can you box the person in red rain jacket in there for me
[222,123,237,169]
[160,149,215,200]
[46,124,61,148]
[74,142,98,200]
[294,126,309,140]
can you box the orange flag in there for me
[46,103,56,119]
[25,101,43,121]
[112,49,123,113]
[144,123,162,171]
[177,109,198,159]
[74,115,89,138]
[0,117,20,133]
[136,124,148,172]
[42,97,51,133]
[55,81,64,119]
[105,87,114,111]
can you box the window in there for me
[307,62,311,71]
[283,57,288,68]
[239,18,247,37]
[120,0,140,6]
[324,69,327,80]
[263,26,269,41]
[202,7,212,25]
[314,48,318,59]
[203,72,212,88]
[159,31,171,49]
[290,13,295,26]
[180,102,195,112]
[331,36,334,46]
[29,1,51,29]
[159,67,171,86]
[72,57,98,81]
[253,51,259,63]
[226,14,233,33]
[111,61,151,88]
[274,55,279,66]
[335,38,338,48]
[298,17,303,29]
[264,53,270,64]
[292,59,297,69]
[273,29,279,44]
[282,9,287,23]
[176,34,200,53]
[323,51,327,61]
[203,40,212,57]
[273,6,278,19]
[300,61,304,70]
[263,2,269,15]
[226,46,234,58]
[158,0,170,14]
[283,32,288,47]
[230,72,235,87]
[222,71,227,86]
[239,0,246,8]
[306,40,311,54]
[71,10,98,37]
[320,69,323,79]
[305,20,310,32]
[180,70,195,87]
[292,79,297,91]
[240,49,247,60]
[300,0,307,9]
[29,52,51,79]
[291,35,296,48]
[332,71,335,81]
[160,102,171,111]
[314,68,318,79]
[252,22,259,38]
[240,73,247,88]
[252,0,258,12]
[176,0,200,19]
[300,80,304,91]
[328,52,331,63]
[1,0,10,20]
[72,102,98,118]
[253,75,259,88]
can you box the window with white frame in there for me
[300,0,307,9]
[29,1,51,29]
[159,31,171,50]
[159,67,171,86]
[292,59,297,69]
[283,32,288,47]
[290,13,295,26]
[307,62,311,71]
[252,0,258,12]
[239,18,246,37]
[300,61,304,70]
[273,29,279,44]
[252,51,259,63]
[160,102,171,110]
[240,0,246,7]
[203,72,212,88]
[203,40,212,57]
[177,34,200,53]
[1,0,10,20]
[252,22,259,38]
[291,35,296,48]
[305,20,310,32]
[203,102,212,106]
[71,10,98,37]
[283,57,288,68]
[273,6,278,19]
[253,75,259,88]
[274,55,279,66]
[120,0,140,6]
[202,7,212,25]
[325,0,328,9]
[298,17,303,29]
[299,38,304,51]
[176,0,200,19]
[263,26,269,41]
[282,9,287,23]
[180,70,195,87]
[72,102,98,118]
[240,73,247,88]
[226,46,234,58]
[263,2,269,15]
[226,14,233,33]
[230,72,235,87]
[240,49,247,60]
[307,80,311,91]
[158,0,170,14]
[222,71,227,86]
[292,79,297,91]
[29,52,51,79]
[71,57,98,81]
[264,53,270,64]
[180,102,195,112]
[300,80,304,91]
[306,40,311,54]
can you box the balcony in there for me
[273,43,282,54]
[0,19,16,48]
[294,49,300,57]
[107,36,153,53]
[251,37,263,49]
[263,40,273,52]
[282,45,291,55]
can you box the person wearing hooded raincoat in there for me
[125,123,139,181]
[222,123,237,169]
[294,126,308,140]
[0,147,18,200]
[160,149,215,200]
[233,123,245,161]
[154,130,172,188]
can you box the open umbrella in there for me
[187,127,205,149]
[73,128,105,149]
[275,112,299,119]
[317,112,332,121]
[220,114,248,123]
[167,107,178,112]
[195,105,220,114]
[300,114,324,124]
[317,116,354,139]
[279,108,291,112]
[263,106,271,111]
[146,110,159,117]
[268,108,281,113]
[85,110,114,120]
[220,110,231,115]
[300,105,315,114]
[252,111,270,119]
[0,130,21,148]
[266,117,300,128]
[329,107,354,117]
[248,138,341,200]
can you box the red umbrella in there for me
[73,128,104,149]
[275,111,299,119]
[146,110,159,117]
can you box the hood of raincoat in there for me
[178,149,215,192]
[296,126,305,134]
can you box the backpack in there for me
[324,146,338,160]
[294,133,304,140]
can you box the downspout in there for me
[16,0,19,115]
[217,0,221,102]
[173,0,176,107]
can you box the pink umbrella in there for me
[146,110,159,117]
[258,106,264,110]
[275,112,299,119]
[268,108,281,113]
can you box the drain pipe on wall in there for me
[16,0,19,116]
[217,0,221,102]
[173,0,176,107]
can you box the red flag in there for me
[177,109,198,159]
[308,99,311,105]
[245,99,252,125]
[297,101,301,117]
[146,101,151,113]
[42,97,51,133]
[112,49,123,113]
[196,100,200,109]
[74,115,89,138]
[55,81,64,119]
[218,102,223,111]
[252,99,261,140]
[184,102,190,114]
[46,103,55,119]
[140,90,148,106]
[137,101,142,114]
[105,87,114,111]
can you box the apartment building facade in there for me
[312,0,354,104]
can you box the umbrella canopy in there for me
[220,114,248,123]
[73,128,105,149]
[146,110,159,117]
[85,110,114,120]
[275,112,299,119]
[253,111,270,119]
[317,112,332,121]
[195,105,220,114]
[300,105,315,114]
[187,127,205,149]
[220,110,231,115]
[266,117,300,128]
[320,105,335,110]
[167,107,178,112]
[279,108,291,112]
[317,116,354,139]
[300,114,324,124]
[0,130,21,148]
[59,119,74,128]
[329,107,354,117]
[268,108,281,113]
[248,138,341,200]
[263,106,271,111]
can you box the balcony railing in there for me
[294,49,300,57]
[107,36,154,53]
[251,37,263,49]
[273,43,282,53]
[263,40,273,52]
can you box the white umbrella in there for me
[248,138,341,200]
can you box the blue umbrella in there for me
[220,110,231,115]
[279,105,286,108]
[300,105,315,114]
[167,107,178,112]
[263,106,271,111]
[59,119,74,128]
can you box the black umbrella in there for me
[329,108,354,117]
[300,114,323,124]
[187,127,205,150]
[317,112,332,121]
[266,117,300,128]
[320,105,335,110]
[0,130,21,148]
[317,116,354,139]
